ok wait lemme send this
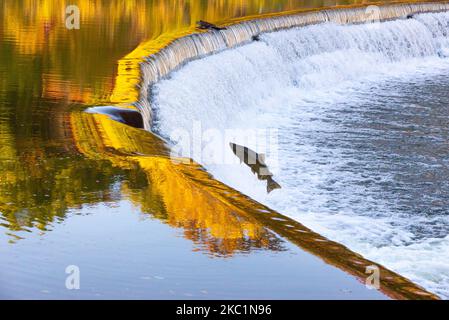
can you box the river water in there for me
[153,11,449,298]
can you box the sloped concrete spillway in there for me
[128,2,449,299]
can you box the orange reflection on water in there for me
[3,0,348,105]
[70,111,284,256]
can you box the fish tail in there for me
[267,177,281,193]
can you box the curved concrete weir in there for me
[81,1,449,299]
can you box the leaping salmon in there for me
[229,142,281,193]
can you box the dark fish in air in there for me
[229,142,281,193]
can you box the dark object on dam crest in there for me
[85,106,144,129]
[196,20,227,31]
[230,142,281,193]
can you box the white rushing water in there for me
[152,11,449,298]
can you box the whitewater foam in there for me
[152,11,449,298]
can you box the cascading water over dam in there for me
[146,3,449,298]
[136,2,449,128]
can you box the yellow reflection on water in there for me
[70,111,284,256]
[1,0,385,105]
[69,108,438,299]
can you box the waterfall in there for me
[149,4,449,299]
[136,2,449,129]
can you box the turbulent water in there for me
[152,11,449,298]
